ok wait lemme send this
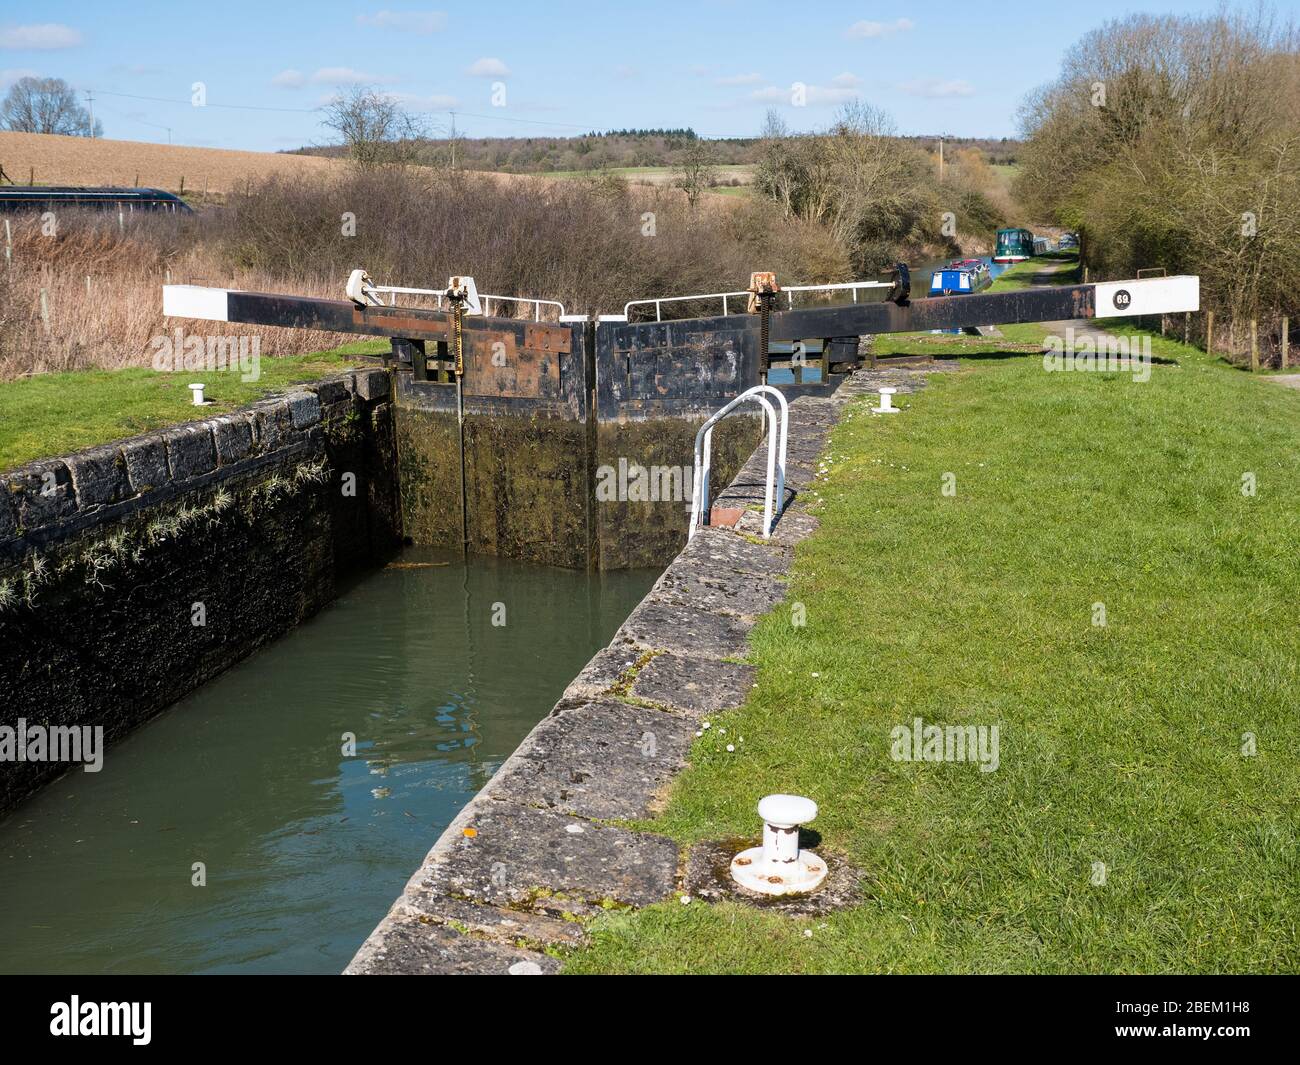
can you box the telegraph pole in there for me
[449,110,457,170]
[85,90,95,137]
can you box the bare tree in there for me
[320,86,431,168]
[0,77,101,136]
[755,109,801,219]
[675,138,716,208]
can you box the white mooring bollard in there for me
[874,386,900,414]
[189,382,207,406]
[730,794,828,896]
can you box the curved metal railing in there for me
[689,384,789,540]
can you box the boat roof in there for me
[0,186,183,199]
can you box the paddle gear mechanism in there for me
[344,268,483,318]
[447,276,474,376]
[747,272,780,382]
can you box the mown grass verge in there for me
[563,331,1300,974]
[0,341,385,470]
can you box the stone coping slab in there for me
[648,561,788,621]
[408,800,679,911]
[630,653,757,718]
[391,893,587,949]
[487,698,697,820]
[676,525,793,579]
[344,918,562,975]
[614,597,755,659]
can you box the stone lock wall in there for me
[0,369,400,814]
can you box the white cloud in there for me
[830,72,861,88]
[466,57,510,78]
[310,67,397,86]
[356,10,447,34]
[751,82,859,106]
[898,78,975,98]
[0,23,84,50]
[715,72,761,86]
[846,18,914,39]
[271,69,305,89]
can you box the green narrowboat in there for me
[993,227,1035,264]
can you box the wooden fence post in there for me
[1250,319,1258,372]
[1282,317,1290,371]
[1206,311,1214,355]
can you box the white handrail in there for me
[481,294,568,321]
[689,385,789,540]
[696,392,776,538]
[625,289,749,321]
[625,280,891,321]
[356,281,566,320]
[782,280,891,308]
[395,289,567,321]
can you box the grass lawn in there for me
[563,327,1300,974]
[0,341,386,471]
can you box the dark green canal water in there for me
[0,550,657,974]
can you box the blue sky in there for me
[2,1,1294,150]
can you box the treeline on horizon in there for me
[288,129,1022,174]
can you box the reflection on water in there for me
[0,548,657,974]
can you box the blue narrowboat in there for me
[928,258,992,297]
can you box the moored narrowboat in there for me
[928,258,992,296]
[993,227,1035,263]
[0,186,193,214]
